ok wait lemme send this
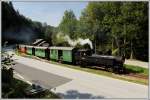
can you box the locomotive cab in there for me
[74,49,92,65]
[76,49,92,57]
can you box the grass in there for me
[16,52,148,85]
[124,64,148,76]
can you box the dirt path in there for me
[125,59,148,68]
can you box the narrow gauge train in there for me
[17,44,125,73]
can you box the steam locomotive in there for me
[17,44,125,73]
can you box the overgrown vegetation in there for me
[2,78,29,98]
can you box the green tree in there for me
[79,1,148,61]
[59,10,78,39]
[44,25,55,46]
[121,2,148,59]
[77,9,94,40]
[102,2,123,55]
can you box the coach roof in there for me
[34,46,48,49]
[49,46,74,50]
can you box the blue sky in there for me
[12,1,88,27]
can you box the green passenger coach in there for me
[26,45,34,55]
[49,47,75,63]
[24,45,77,64]
[50,49,58,60]
[34,46,48,58]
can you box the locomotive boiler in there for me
[75,49,125,73]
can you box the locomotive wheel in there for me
[123,68,127,74]
[80,61,87,67]
[113,70,118,74]
[106,67,113,72]
[120,67,126,74]
[58,56,63,63]
[113,67,119,74]
[75,61,79,65]
[78,61,82,65]
[58,59,63,63]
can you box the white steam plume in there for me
[57,32,93,49]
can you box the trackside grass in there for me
[124,64,148,76]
